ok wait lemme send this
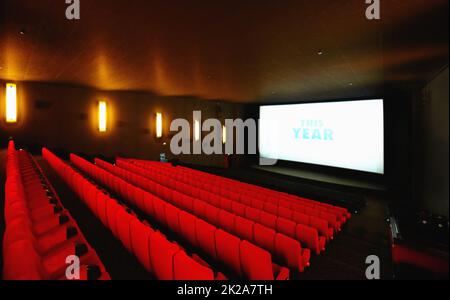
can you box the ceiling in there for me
[0,0,448,103]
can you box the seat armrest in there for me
[215,272,228,280]
[274,265,290,280]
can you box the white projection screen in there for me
[259,99,384,174]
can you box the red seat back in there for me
[195,218,218,259]
[215,229,242,277]
[253,223,276,253]
[149,232,179,280]
[173,252,214,280]
[240,240,274,280]
[130,220,152,272]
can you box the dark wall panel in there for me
[0,81,244,167]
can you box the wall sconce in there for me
[156,112,163,138]
[6,83,17,123]
[222,125,227,144]
[98,101,107,132]
[194,119,201,142]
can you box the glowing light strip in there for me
[6,83,17,123]
[99,101,107,132]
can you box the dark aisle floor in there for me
[297,197,393,279]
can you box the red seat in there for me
[152,197,167,224]
[260,211,277,228]
[292,211,310,226]
[96,193,108,227]
[195,218,218,259]
[106,200,123,238]
[161,186,173,202]
[231,202,246,216]
[218,210,235,233]
[149,232,179,280]
[263,202,278,214]
[240,240,276,280]
[279,199,291,209]
[142,192,156,216]
[118,182,128,200]
[215,230,242,277]
[278,206,293,219]
[30,205,60,223]
[5,201,29,226]
[173,252,214,280]
[245,207,260,222]
[205,204,220,224]
[304,207,320,218]
[180,194,194,211]
[3,239,45,280]
[178,211,198,247]
[219,197,232,211]
[310,216,332,240]
[209,194,221,207]
[296,224,322,255]
[240,195,252,206]
[193,201,207,219]
[85,185,98,213]
[319,211,339,232]
[124,183,136,206]
[251,198,264,210]
[185,186,195,198]
[131,187,145,210]
[276,217,296,238]
[116,209,134,252]
[253,223,276,253]
[199,190,210,202]
[164,203,181,234]
[130,219,153,272]
[4,218,71,255]
[234,216,254,242]
[274,233,310,272]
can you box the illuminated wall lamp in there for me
[222,125,227,144]
[98,101,107,132]
[194,119,201,142]
[156,112,163,138]
[6,83,17,123]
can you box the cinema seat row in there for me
[132,159,349,224]
[103,159,324,258]
[3,141,109,280]
[123,158,336,241]
[68,153,290,280]
[127,159,349,229]
[132,159,349,222]
[95,158,311,271]
[42,148,226,280]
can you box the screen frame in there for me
[258,97,387,178]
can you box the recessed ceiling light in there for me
[317,50,324,55]
[19,29,26,35]
[348,82,353,86]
